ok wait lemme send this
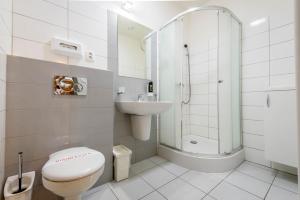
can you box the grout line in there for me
[42,0,107,24]
[178,175,208,194]
[207,161,265,199]
[244,146,265,152]
[224,180,265,199]
[242,75,269,80]
[236,170,275,185]
[13,11,67,29]
[155,190,169,200]
[263,170,278,199]
[270,39,294,47]
[242,30,269,40]
[13,12,107,41]
[107,183,121,200]
[243,132,264,136]
[242,44,269,53]
[242,91,266,94]
[41,0,68,10]
[242,118,264,121]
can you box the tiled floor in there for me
[83,156,298,200]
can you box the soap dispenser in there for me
[147,81,155,101]
[148,81,153,93]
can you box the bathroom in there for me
[0,0,299,199]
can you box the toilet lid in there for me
[42,147,105,182]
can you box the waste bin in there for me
[4,171,35,200]
[113,145,132,181]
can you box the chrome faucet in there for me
[138,94,145,102]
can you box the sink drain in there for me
[190,140,198,144]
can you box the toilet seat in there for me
[42,147,105,182]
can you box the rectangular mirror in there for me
[118,15,153,80]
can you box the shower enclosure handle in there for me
[266,94,270,107]
[218,80,223,83]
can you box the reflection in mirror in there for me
[118,15,153,80]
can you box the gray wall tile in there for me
[5,56,114,198]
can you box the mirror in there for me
[118,15,153,80]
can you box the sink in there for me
[116,101,172,141]
[116,101,172,115]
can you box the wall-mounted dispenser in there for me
[51,37,83,58]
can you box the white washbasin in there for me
[115,101,172,141]
[116,101,172,115]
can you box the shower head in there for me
[184,44,188,48]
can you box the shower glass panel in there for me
[159,20,182,150]
[158,7,242,156]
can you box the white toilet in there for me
[42,147,105,200]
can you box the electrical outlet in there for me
[86,51,95,62]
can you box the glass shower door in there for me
[158,20,183,150]
[218,11,241,154]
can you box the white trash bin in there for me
[113,145,132,181]
[4,171,35,200]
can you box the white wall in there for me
[203,0,295,167]
[0,0,11,196]
[12,0,108,70]
[10,0,184,71]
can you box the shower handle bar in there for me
[182,44,191,105]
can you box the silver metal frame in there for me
[159,6,242,31]
[157,5,243,157]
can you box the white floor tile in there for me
[140,166,176,189]
[109,176,153,200]
[237,161,277,183]
[180,170,229,193]
[140,191,166,200]
[149,156,167,164]
[202,195,216,200]
[130,159,156,176]
[158,178,206,200]
[159,162,189,176]
[273,172,298,193]
[85,159,299,200]
[225,171,270,198]
[266,185,298,200]
[210,182,261,200]
[83,184,117,200]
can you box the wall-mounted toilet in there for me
[42,147,105,200]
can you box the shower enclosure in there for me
[158,6,242,159]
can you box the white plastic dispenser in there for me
[51,37,83,58]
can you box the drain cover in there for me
[190,140,198,144]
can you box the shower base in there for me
[182,135,218,154]
[158,144,244,172]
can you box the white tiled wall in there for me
[242,20,295,167]
[0,0,12,196]
[205,0,295,167]
[182,11,219,141]
[12,0,108,70]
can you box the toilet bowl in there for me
[42,147,105,200]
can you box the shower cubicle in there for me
[158,6,243,170]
